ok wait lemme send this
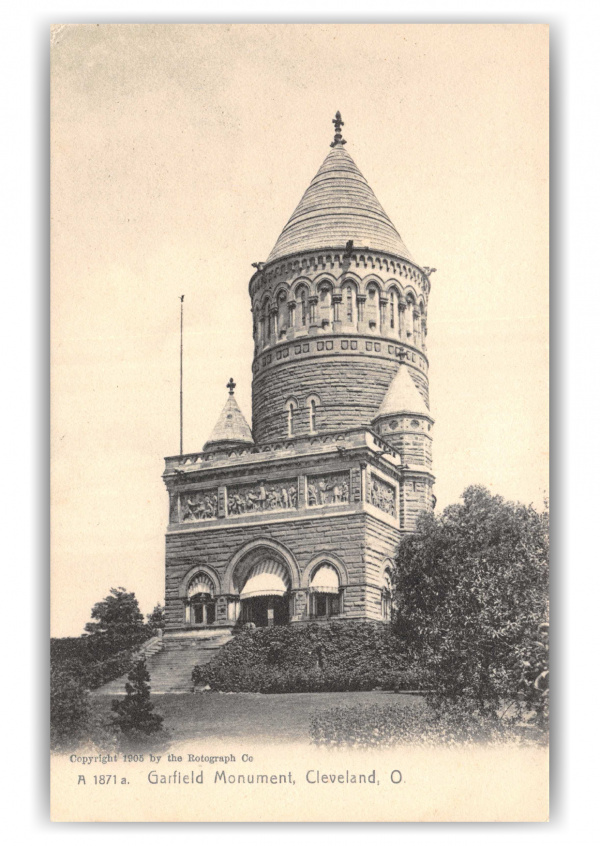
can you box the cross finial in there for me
[226,377,236,395]
[331,111,346,147]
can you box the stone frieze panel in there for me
[307,471,350,506]
[180,490,218,522]
[227,479,298,515]
[369,474,397,518]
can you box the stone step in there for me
[91,633,233,696]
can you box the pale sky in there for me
[51,24,549,637]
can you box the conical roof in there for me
[266,144,413,264]
[373,363,433,422]
[203,384,254,452]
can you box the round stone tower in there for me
[162,113,436,639]
[249,113,433,447]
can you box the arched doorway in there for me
[239,558,291,626]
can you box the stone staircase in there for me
[91,630,234,696]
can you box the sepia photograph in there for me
[50,22,549,822]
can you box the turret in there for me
[203,378,254,454]
[249,114,431,444]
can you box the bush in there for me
[111,660,166,750]
[310,700,546,748]
[50,667,91,751]
[192,622,426,693]
[51,638,139,691]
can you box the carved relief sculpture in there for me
[180,490,218,521]
[369,475,397,517]
[307,472,350,506]
[227,479,298,515]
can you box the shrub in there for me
[192,622,426,693]
[309,700,546,748]
[50,667,91,751]
[51,638,139,691]
[111,660,165,749]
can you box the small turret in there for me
[203,378,254,454]
[371,361,434,462]
[372,361,435,528]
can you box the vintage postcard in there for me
[50,23,549,822]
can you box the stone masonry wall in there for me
[165,511,400,629]
[253,354,429,443]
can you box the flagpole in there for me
[179,294,184,456]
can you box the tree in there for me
[84,587,147,654]
[146,604,165,633]
[393,486,549,724]
[111,659,164,741]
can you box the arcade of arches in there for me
[180,550,391,629]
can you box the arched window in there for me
[318,284,332,327]
[381,569,393,621]
[343,283,356,325]
[186,572,216,626]
[285,398,298,438]
[307,394,320,433]
[295,286,308,328]
[277,291,288,338]
[366,284,379,330]
[310,563,342,618]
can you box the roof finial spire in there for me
[331,111,346,147]
[226,377,236,395]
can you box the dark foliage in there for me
[51,587,158,693]
[84,587,149,656]
[393,486,549,727]
[111,660,164,744]
[146,604,166,633]
[50,666,91,750]
[50,638,139,690]
[192,622,426,693]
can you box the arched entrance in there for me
[238,558,291,627]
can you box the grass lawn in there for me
[92,691,422,745]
